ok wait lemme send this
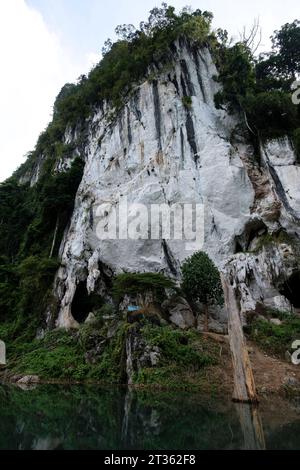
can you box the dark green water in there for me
[0,384,299,450]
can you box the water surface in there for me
[0,384,299,450]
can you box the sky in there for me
[0,0,299,181]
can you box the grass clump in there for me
[134,323,218,391]
[248,314,300,358]
[182,96,193,109]
[7,322,129,384]
[12,329,88,381]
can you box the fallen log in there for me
[221,275,258,404]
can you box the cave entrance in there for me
[279,272,300,309]
[71,281,101,324]
[234,219,268,253]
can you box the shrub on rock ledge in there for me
[112,272,177,303]
[181,251,224,331]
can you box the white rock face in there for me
[225,244,296,322]
[263,138,300,219]
[47,41,300,328]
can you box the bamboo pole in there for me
[221,275,258,404]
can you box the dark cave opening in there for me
[279,272,300,309]
[234,219,268,253]
[71,281,101,324]
[234,241,244,254]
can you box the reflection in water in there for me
[33,437,62,451]
[0,384,299,450]
[235,403,265,450]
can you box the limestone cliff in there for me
[21,39,300,329]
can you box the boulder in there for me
[163,297,195,330]
[284,376,300,388]
[85,312,97,325]
[270,318,282,326]
[149,348,160,367]
[17,375,40,385]
[197,316,228,334]
[35,328,46,340]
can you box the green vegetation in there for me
[214,43,255,113]
[4,322,128,383]
[46,4,214,133]
[1,319,220,391]
[245,91,298,138]
[14,332,88,382]
[257,20,300,88]
[112,272,177,302]
[142,323,214,366]
[94,303,116,318]
[181,251,224,306]
[134,323,219,391]
[182,96,193,109]
[0,158,84,344]
[247,313,300,358]
[214,19,300,143]
[248,229,300,254]
[181,252,223,330]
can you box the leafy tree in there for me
[245,90,298,137]
[256,20,300,92]
[17,256,59,315]
[270,20,300,80]
[115,24,137,42]
[181,252,223,331]
[214,43,255,113]
[215,19,300,143]
[0,179,32,261]
[0,156,84,327]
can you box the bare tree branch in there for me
[240,18,262,55]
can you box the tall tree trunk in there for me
[221,275,258,403]
[49,215,59,259]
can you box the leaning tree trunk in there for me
[221,275,258,404]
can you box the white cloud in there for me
[0,0,81,181]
